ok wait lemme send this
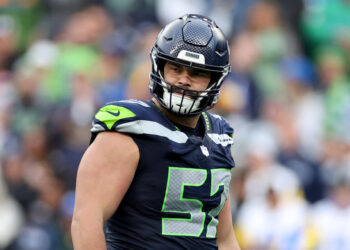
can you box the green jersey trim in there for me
[94,105,136,130]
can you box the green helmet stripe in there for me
[95,105,136,130]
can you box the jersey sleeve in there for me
[206,113,234,146]
[90,100,151,143]
[206,113,235,168]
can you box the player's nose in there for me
[177,70,192,88]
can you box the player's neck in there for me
[152,98,200,128]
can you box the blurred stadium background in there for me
[0,0,350,249]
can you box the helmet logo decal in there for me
[151,49,158,72]
[177,50,205,64]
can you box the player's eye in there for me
[170,65,180,72]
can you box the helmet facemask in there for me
[150,70,216,115]
[149,14,230,116]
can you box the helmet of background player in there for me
[149,14,231,116]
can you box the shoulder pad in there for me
[91,100,189,144]
[91,100,151,132]
[205,112,234,147]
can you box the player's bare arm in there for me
[217,194,241,250]
[71,132,139,250]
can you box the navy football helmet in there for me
[149,14,230,115]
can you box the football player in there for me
[72,14,240,250]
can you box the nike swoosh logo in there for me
[107,110,121,116]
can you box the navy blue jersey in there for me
[91,100,235,250]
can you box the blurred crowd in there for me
[0,0,350,249]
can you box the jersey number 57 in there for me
[161,167,231,238]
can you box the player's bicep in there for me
[217,194,241,249]
[74,132,139,222]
